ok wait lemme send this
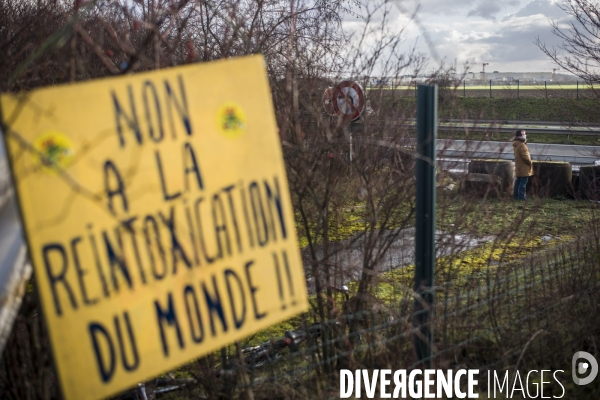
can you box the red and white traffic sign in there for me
[333,80,365,121]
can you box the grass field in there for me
[385,97,600,123]
[370,97,600,143]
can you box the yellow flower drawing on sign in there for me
[217,103,246,138]
[33,131,74,170]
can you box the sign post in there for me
[1,55,308,400]
[413,84,437,368]
[330,80,365,163]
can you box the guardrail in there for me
[438,118,600,127]
[0,135,31,357]
[437,149,596,165]
[351,119,600,137]
[437,125,600,136]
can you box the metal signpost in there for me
[1,55,308,400]
[414,84,437,368]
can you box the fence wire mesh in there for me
[137,235,600,399]
[1,234,599,399]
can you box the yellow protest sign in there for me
[1,55,308,400]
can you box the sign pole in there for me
[414,84,437,368]
[343,124,353,163]
[349,128,353,163]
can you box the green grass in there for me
[295,203,368,249]
[243,197,597,355]
[386,97,600,123]
[295,194,596,265]
[438,196,595,237]
[445,98,600,122]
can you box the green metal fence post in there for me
[489,79,492,98]
[463,80,466,98]
[577,81,579,100]
[414,84,437,368]
[517,79,519,98]
[545,81,547,99]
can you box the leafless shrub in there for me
[535,0,600,96]
[2,0,600,399]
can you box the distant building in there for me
[464,71,577,83]
[365,72,579,87]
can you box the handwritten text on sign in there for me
[1,55,307,400]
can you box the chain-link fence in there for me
[138,235,599,399]
[456,81,598,99]
[2,230,599,399]
[380,82,599,100]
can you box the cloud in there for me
[397,0,479,16]
[343,0,574,72]
[474,23,563,63]
[503,0,566,21]
[421,5,569,70]
[468,0,519,20]
[467,2,503,20]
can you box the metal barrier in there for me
[0,132,31,357]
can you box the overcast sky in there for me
[342,0,571,74]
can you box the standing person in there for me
[513,129,533,200]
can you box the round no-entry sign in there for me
[332,80,365,121]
